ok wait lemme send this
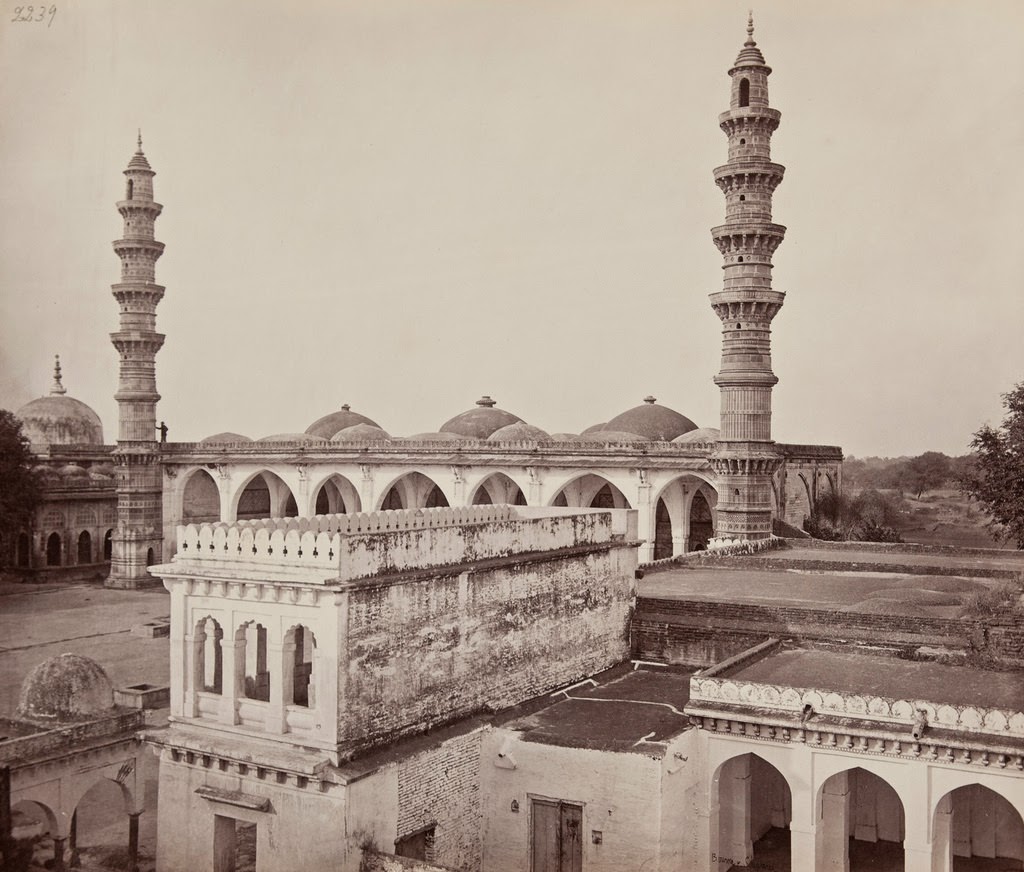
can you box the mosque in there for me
[4,19,1024,872]
[5,11,842,588]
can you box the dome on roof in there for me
[673,427,720,444]
[548,432,581,441]
[440,396,523,440]
[331,423,391,441]
[488,422,551,442]
[255,433,329,444]
[579,430,650,443]
[16,357,104,446]
[306,404,381,439]
[581,422,607,435]
[16,654,115,723]
[58,463,90,478]
[600,396,697,442]
[199,432,253,445]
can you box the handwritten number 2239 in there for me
[11,6,58,26]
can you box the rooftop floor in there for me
[500,665,694,755]
[730,646,1024,711]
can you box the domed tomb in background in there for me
[16,356,104,446]
[440,396,523,440]
[595,396,697,442]
[16,653,116,722]
[306,404,382,439]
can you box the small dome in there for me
[16,654,115,722]
[440,396,523,439]
[600,396,697,441]
[199,432,253,445]
[331,423,391,441]
[306,404,381,439]
[548,432,581,441]
[579,430,649,443]
[58,463,90,478]
[255,433,329,444]
[673,427,720,444]
[489,422,551,441]
[17,357,103,446]
[581,422,607,435]
[405,431,471,442]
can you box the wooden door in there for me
[532,799,583,872]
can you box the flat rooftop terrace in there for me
[730,646,1024,712]
[499,665,694,755]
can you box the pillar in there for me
[266,639,294,734]
[789,823,816,872]
[931,794,953,872]
[69,811,79,868]
[818,772,851,872]
[184,631,203,717]
[128,812,141,872]
[635,478,654,563]
[721,756,753,867]
[53,836,66,872]
[359,465,375,513]
[220,638,243,725]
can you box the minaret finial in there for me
[137,129,143,151]
[746,10,756,45]
[51,354,67,395]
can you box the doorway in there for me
[531,798,582,872]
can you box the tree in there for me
[960,383,1024,549]
[0,409,43,567]
[895,451,952,499]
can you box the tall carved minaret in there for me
[708,15,786,542]
[106,133,166,588]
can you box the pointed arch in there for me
[469,472,527,506]
[231,470,298,521]
[547,474,631,510]
[310,473,361,516]
[739,77,750,107]
[652,474,719,556]
[181,468,221,524]
[932,783,1024,867]
[712,752,792,871]
[77,530,92,564]
[46,532,62,566]
[816,767,905,871]
[375,471,451,511]
[195,616,224,694]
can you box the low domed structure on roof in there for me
[255,433,329,444]
[579,430,649,443]
[440,396,523,440]
[594,396,697,442]
[199,432,253,445]
[16,356,104,445]
[16,654,116,723]
[331,423,391,441]
[306,404,381,439]
[673,427,720,444]
[405,431,470,442]
[58,463,90,478]
[488,422,551,441]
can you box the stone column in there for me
[931,794,953,872]
[451,467,466,505]
[295,466,310,517]
[635,475,653,563]
[818,772,851,872]
[69,812,79,868]
[359,465,375,513]
[720,756,753,867]
[128,812,141,872]
[527,467,544,506]
[184,630,203,717]
[52,836,66,872]
[789,823,816,872]
[220,638,243,725]
[266,640,295,734]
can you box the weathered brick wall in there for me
[396,729,483,871]
[630,622,769,668]
[340,544,635,756]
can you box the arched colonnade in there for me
[168,462,721,563]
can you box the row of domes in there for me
[199,396,718,445]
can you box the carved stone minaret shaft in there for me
[709,17,785,541]
[107,134,166,588]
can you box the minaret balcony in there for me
[117,200,163,216]
[713,161,784,185]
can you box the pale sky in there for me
[1,0,1021,458]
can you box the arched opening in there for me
[933,784,1024,870]
[10,799,58,869]
[182,469,221,524]
[17,531,31,567]
[378,472,449,510]
[549,475,631,510]
[46,532,62,566]
[714,754,792,870]
[239,621,270,702]
[196,617,224,694]
[312,474,361,516]
[470,473,527,506]
[146,547,155,566]
[739,77,750,107]
[70,776,133,870]
[286,626,316,707]
[103,529,113,561]
[234,471,297,521]
[689,490,715,551]
[126,179,134,199]
[653,498,673,560]
[817,768,905,871]
[77,530,92,564]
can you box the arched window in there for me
[46,533,62,567]
[197,617,223,694]
[77,531,92,564]
[287,626,316,707]
[739,78,750,107]
[127,179,134,199]
[146,547,155,566]
[17,532,30,568]
[103,529,113,561]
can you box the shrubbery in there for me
[802,490,904,543]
